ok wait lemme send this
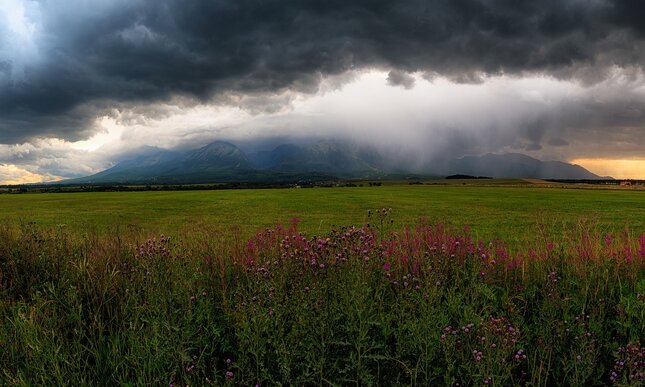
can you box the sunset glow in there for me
[571,159,645,180]
[0,164,61,185]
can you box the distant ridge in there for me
[446,153,604,180]
[446,174,492,179]
[59,141,604,184]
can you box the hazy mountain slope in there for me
[446,153,602,179]
[250,140,385,177]
[63,142,252,184]
[249,144,308,170]
[181,141,251,170]
[152,141,255,182]
[60,141,603,184]
[63,147,183,184]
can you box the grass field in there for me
[1,183,644,385]
[0,184,643,244]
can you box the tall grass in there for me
[1,217,643,386]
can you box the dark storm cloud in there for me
[3,0,645,143]
[387,70,415,89]
[547,138,570,147]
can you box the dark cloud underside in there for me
[2,0,645,143]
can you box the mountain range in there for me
[60,140,604,184]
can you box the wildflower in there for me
[225,371,234,379]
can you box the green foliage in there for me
[0,193,643,385]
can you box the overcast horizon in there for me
[1,0,644,183]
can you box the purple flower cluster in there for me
[440,317,526,385]
[611,342,645,384]
[223,358,235,380]
[135,235,172,259]
[486,317,521,348]
[547,270,560,285]
[241,222,529,289]
[585,230,645,263]
[391,272,421,290]
[239,222,644,297]
[514,348,527,363]
[243,225,380,277]
[546,270,561,295]
[441,317,524,363]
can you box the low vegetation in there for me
[1,210,643,385]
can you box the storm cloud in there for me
[3,0,645,143]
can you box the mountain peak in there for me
[183,141,249,169]
[198,140,241,153]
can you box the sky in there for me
[0,0,644,183]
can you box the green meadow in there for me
[1,183,644,385]
[0,183,643,243]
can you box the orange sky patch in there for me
[0,164,62,185]
[570,158,645,180]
